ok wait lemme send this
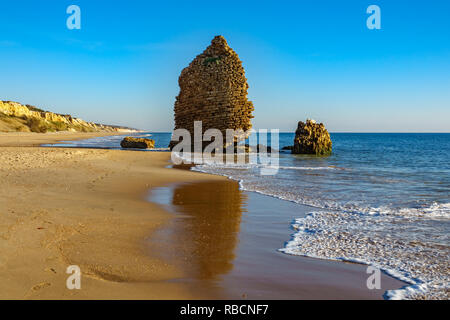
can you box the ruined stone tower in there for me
[170,35,254,149]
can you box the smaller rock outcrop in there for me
[120,137,155,149]
[292,119,332,155]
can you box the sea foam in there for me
[189,159,450,300]
[279,208,449,300]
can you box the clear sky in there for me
[0,0,449,132]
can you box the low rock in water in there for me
[292,119,332,155]
[120,137,155,149]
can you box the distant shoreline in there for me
[0,131,129,147]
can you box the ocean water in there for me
[189,133,450,300]
[50,132,450,299]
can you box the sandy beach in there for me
[0,133,407,299]
[0,133,223,299]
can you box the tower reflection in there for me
[169,180,247,280]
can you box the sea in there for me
[48,132,450,299]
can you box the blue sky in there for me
[0,0,449,132]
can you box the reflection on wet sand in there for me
[150,180,408,299]
[152,180,247,282]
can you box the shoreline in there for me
[0,131,132,147]
[0,145,229,299]
[0,132,407,299]
[149,180,408,299]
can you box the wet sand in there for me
[0,132,407,299]
[149,180,408,299]
[0,135,225,299]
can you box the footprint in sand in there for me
[31,282,52,291]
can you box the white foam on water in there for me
[173,151,450,300]
[279,210,449,300]
[172,151,338,171]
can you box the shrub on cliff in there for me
[47,121,68,131]
[27,118,48,133]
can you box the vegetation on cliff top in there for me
[0,100,138,133]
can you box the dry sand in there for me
[0,132,406,299]
[0,133,225,299]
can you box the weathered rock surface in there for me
[292,119,332,155]
[120,137,155,149]
[170,35,254,149]
[243,144,273,153]
[0,100,137,133]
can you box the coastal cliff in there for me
[0,100,137,133]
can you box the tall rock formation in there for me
[293,119,332,155]
[170,35,254,149]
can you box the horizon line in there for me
[139,131,450,134]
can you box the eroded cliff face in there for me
[293,119,332,155]
[0,100,134,133]
[170,35,254,149]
